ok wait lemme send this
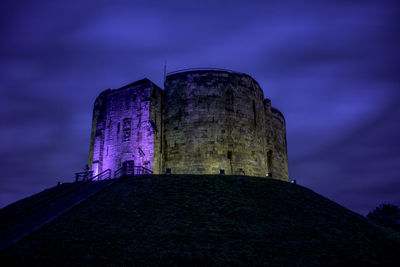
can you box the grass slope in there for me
[0,183,79,228]
[1,175,399,266]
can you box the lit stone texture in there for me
[88,69,289,181]
[88,79,163,176]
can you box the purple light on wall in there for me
[89,79,161,176]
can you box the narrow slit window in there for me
[225,89,234,112]
[178,108,182,121]
[267,150,273,174]
[122,118,131,141]
[253,100,257,126]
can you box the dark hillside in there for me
[1,175,399,266]
[0,183,79,227]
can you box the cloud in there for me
[0,0,399,215]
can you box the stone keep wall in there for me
[263,99,289,180]
[88,79,163,176]
[164,70,288,180]
[88,70,289,181]
[150,83,164,174]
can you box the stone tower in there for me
[88,69,289,181]
[88,79,164,176]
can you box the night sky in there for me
[1,0,399,215]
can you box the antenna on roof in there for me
[163,60,167,83]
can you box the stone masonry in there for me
[88,69,289,181]
[88,79,163,176]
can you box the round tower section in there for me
[164,69,268,176]
[264,100,289,181]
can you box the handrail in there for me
[91,169,111,181]
[166,68,245,76]
[75,171,93,182]
[114,165,153,178]
[114,167,124,178]
[1,165,151,234]
[140,166,153,174]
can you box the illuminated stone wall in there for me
[164,70,289,181]
[88,70,288,181]
[264,100,289,180]
[88,79,163,176]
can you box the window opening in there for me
[225,89,234,111]
[267,150,273,176]
[122,118,131,141]
[253,100,257,126]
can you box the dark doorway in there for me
[123,160,135,175]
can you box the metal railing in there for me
[114,165,153,178]
[75,171,93,182]
[166,68,245,76]
[91,169,111,181]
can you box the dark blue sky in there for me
[0,0,399,215]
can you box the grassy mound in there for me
[0,182,79,228]
[1,175,399,266]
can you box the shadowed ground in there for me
[0,180,114,249]
[0,175,399,266]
